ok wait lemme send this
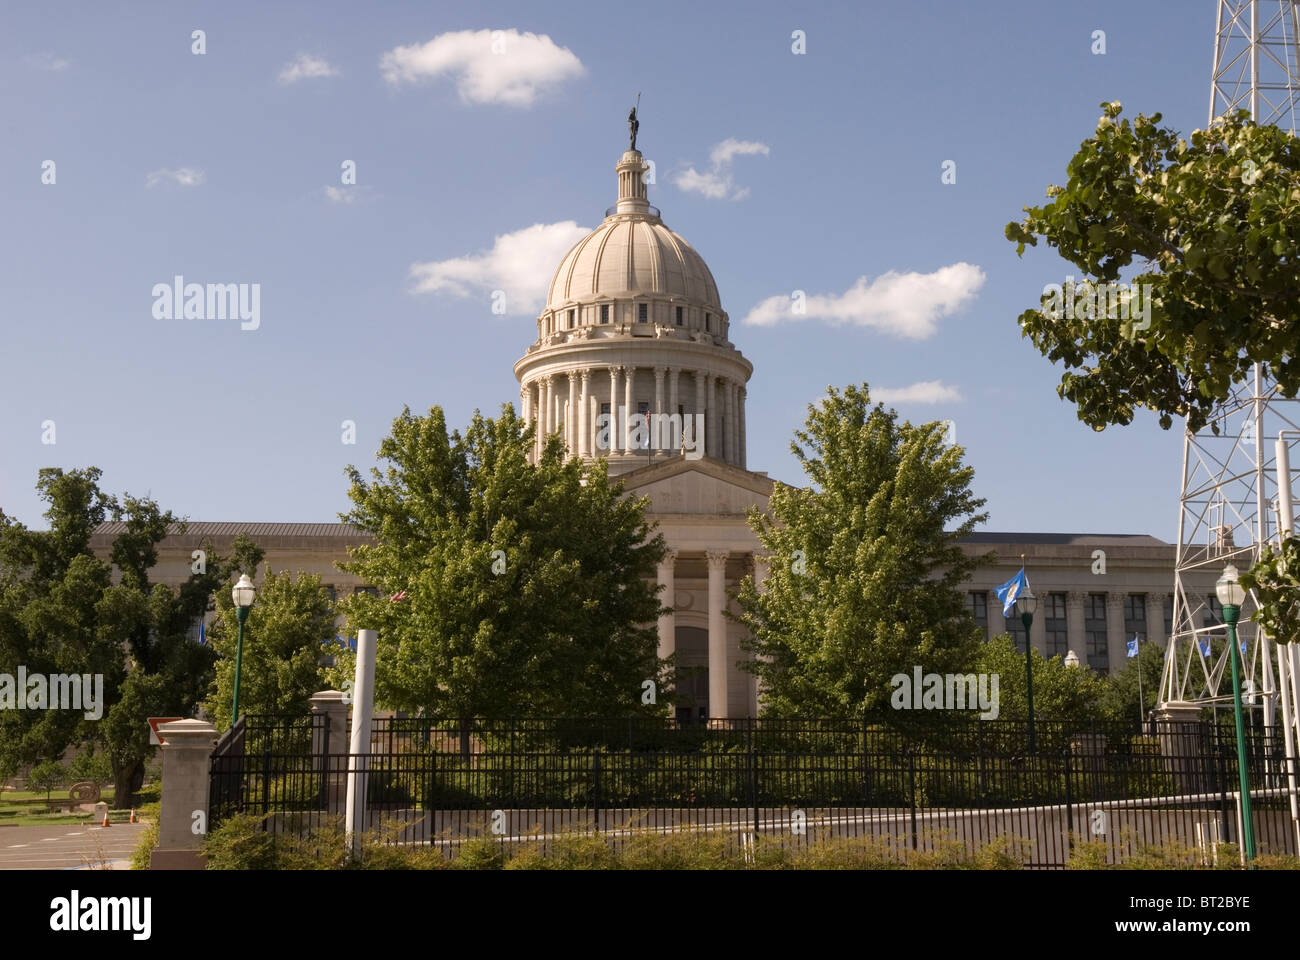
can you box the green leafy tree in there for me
[975,635,1111,723]
[736,384,989,717]
[28,760,65,800]
[203,566,336,729]
[1006,103,1300,433]
[337,404,668,743]
[0,468,230,807]
[1099,638,1166,725]
[1241,533,1300,646]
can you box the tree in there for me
[203,565,336,730]
[1241,533,1300,647]
[337,404,668,740]
[0,468,230,807]
[975,635,1111,723]
[735,384,989,717]
[1099,638,1165,725]
[1005,103,1300,433]
[28,760,65,800]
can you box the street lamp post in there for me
[1217,564,1256,861]
[1017,589,1038,753]
[230,573,256,722]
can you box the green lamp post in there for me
[1016,587,1038,753]
[1217,564,1256,861]
[230,573,256,722]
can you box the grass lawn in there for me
[0,787,121,827]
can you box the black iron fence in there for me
[207,715,1300,868]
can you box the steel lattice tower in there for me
[1159,2,1300,724]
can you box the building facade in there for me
[90,134,1217,718]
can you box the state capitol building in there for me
[91,130,1216,719]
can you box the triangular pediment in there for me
[615,456,775,516]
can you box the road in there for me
[0,821,147,869]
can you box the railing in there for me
[206,716,1300,867]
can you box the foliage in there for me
[975,634,1111,723]
[1099,638,1166,723]
[1240,533,1300,646]
[68,745,114,786]
[203,566,336,729]
[128,802,161,870]
[336,403,668,720]
[736,384,989,716]
[27,760,65,798]
[1006,103,1300,433]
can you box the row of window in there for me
[544,303,714,335]
[967,591,1227,676]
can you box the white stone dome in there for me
[546,216,721,310]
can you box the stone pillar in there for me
[738,385,747,469]
[542,376,553,440]
[607,365,621,455]
[989,595,1006,638]
[578,369,591,458]
[653,367,666,452]
[694,371,707,454]
[1067,591,1087,665]
[705,374,717,459]
[1147,592,1168,649]
[1153,701,1211,796]
[623,366,636,454]
[151,718,218,869]
[668,367,680,421]
[567,372,578,458]
[1106,592,1126,674]
[656,550,677,664]
[1030,602,1047,656]
[707,550,730,721]
[725,380,737,464]
[310,690,350,814]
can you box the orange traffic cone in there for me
[129,808,136,824]
[101,810,110,828]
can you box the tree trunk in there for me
[111,760,144,810]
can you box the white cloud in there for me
[145,168,206,188]
[673,138,769,201]
[324,185,375,205]
[27,52,69,71]
[279,53,339,84]
[743,262,986,339]
[409,221,591,315]
[380,29,584,106]
[873,381,964,405]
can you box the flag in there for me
[1241,639,1248,656]
[1199,639,1211,657]
[389,590,407,603]
[994,568,1029,618]
[348,636,357,651]
[198,619,206,646]
[1126,636,1139,658]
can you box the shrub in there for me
[128,802,161,870]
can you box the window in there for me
[705,312,711,331]
[354,586,378,598]
[1006,606,1027,654]
[1124,594,1146,645]
[968,591,988,640]
[1046,592,1068,657]
[567,309,575,329]
[1164,595,1174,636]
[676,306,683,326]
[324,585,337,603]
[600,304,609,324]
[638,303,648,323]
[1202,594,1225,630]
[1086,593,1109,673]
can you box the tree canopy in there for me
[735,384,989,717]
[1006,103,1300,433]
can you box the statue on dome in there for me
[628,97,640,151]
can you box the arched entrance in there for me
[673,625,708,722]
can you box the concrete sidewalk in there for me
[0,821,147,869]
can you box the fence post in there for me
[310,690,349,815]
[1063,741,1074,858]
[345,629,378,856]
[151,719,218,870]
[908,747,918,852]
[748,720,759,839]
[592,747,602,833]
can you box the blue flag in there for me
[1126,636,1139,658]
[1199,639,1211,657]
[1242,640,1248,656]
[994,568,1029,618]
[198,619,206,646]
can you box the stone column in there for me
[607,365,621,455]
[567,373,578,459]
[538,377,550,453]
[694,371,706,454]
[705,374,717,459]
[623,366,636,454]
[668,367,680,420]
[1030,601,1047,655]
[1106,592,1126,674]
[656,550,677,664]
[653,367,666,452]
[738,385,747,469]
[989,594,1006,638]
[151,718,218,869]
[1147,592,1168,649]
[725,380,737,464]
[578,369,591,458]
[707,550,730,720]
[1067,591,1087,665]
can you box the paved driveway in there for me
[0,822,147,869]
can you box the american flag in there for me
[389,589,408,602]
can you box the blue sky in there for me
[1,1,1211,538]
